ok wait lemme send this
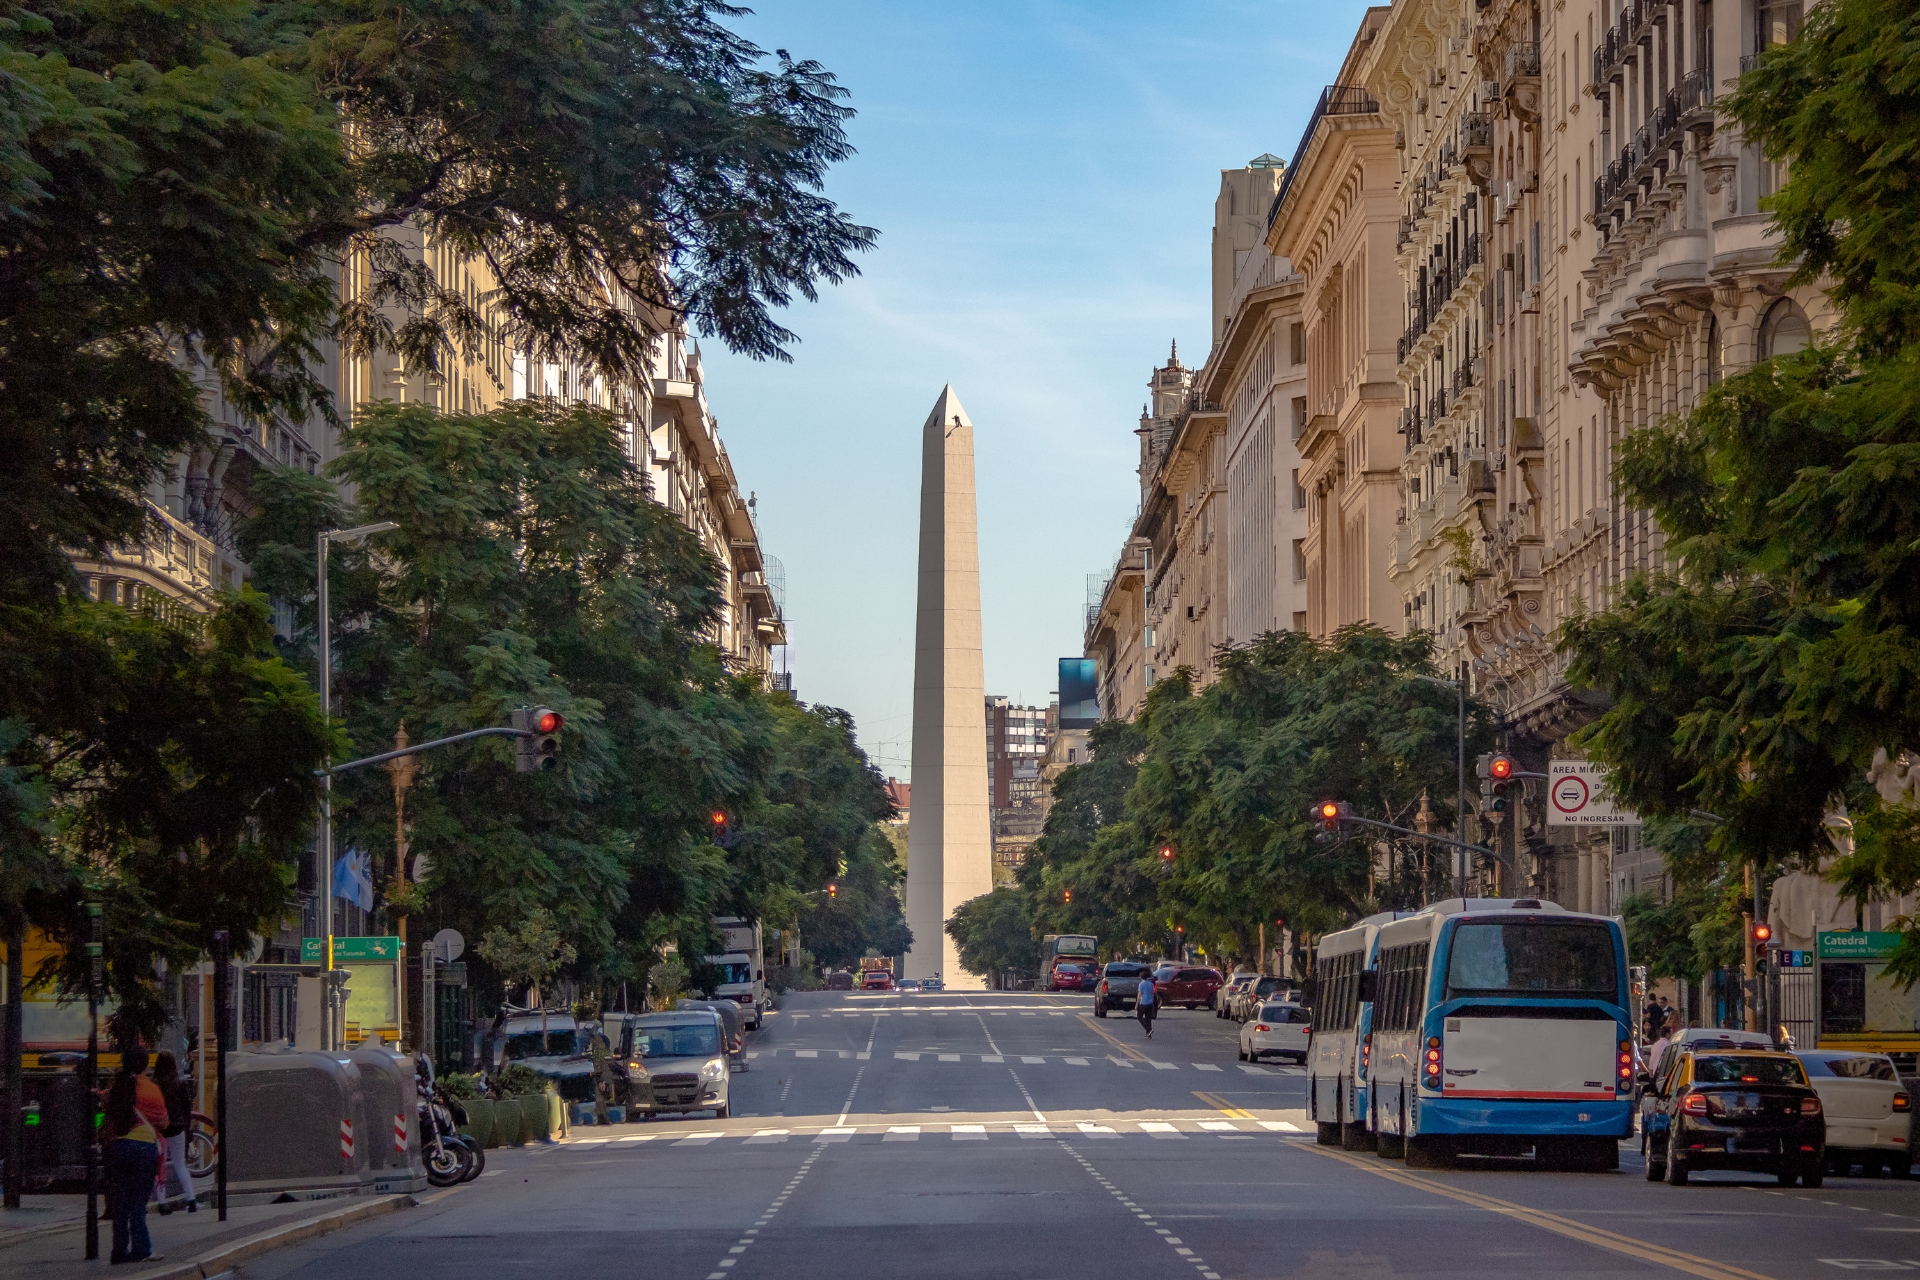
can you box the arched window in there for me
[1761,299,1811,359]
[1705,313,1722,386]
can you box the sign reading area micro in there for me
[1545,760,1637,826]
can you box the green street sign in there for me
[334,936,403,962]
[1818,930,1902,960]
[302,936,403,963]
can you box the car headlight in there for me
[700,1057,726,1080]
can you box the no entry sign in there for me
[1546,760,1636,826]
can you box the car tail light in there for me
[1423,1036,1441,1089]
[1896,1092,1912,1114]
[1254,1024,1271,1032]
[1681,1094,1709,1116]
[1801,1097,1823,1116]
[1617,1040,1633,1091]
[1301,1025,1311,1037]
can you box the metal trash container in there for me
[223,1048,372,1201]
[344,1046,427,1194]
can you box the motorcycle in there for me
[421,1086,474,1187]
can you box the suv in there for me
[1151,966,1224,1010]
[1643,1049,1824,1187]
[1216,974,1256,1019]
[1230,976,1288,1022]
[624,1011,733,1119]
[488,1014,595,1102]
[1094,961,1152,1016]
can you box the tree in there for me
[476,907,577,1050]
[946,887,1036,984]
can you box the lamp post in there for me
[317,521,397,1051]
[1411,670,1469,894]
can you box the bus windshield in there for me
[1444,920,1618,1002]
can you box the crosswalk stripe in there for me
[1064,1057,1089,1065]
[981,1055,1004,1063]
[882,1126,920,1142]
[1020,1055,1045,1063]
[951,1125,987,1139]
[1149,1061,1178,1070]
[1194,1064,1222,1071]
[1139,1122,1185,1139]
[1237,1064,1272,1074]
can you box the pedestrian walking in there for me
[104,1047,168,1264]
[150,1051,196,1214]
[1135,973,1158,1039]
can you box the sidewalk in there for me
[0,1192,426,1280]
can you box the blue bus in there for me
[1319,897,1633,1170]
[1307,910,1406,1149]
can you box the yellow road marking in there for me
[1301,1144,1777,1280]
[1078,1013,1151,1061]
[1191,1091,1254,1118]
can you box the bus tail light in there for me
[1617,1040,1633,1090]
[1423,1037,1441,1090]
[1360,1033,1370,1080]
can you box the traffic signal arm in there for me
[1319,809,1501,861]
[318,724,537,776]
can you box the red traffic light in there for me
[711,811,728,826]
[1063,889,1072,903]
[535,709,563,735]
[1319,802,1340,821]
[1159,845,1174,861]
[1489,755,1514,781]
[827,882,837,899]
[1753,922,1773,943]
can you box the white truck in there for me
[707,917,765,1028]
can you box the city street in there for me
[219,992,1920,1280]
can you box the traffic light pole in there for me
[314,726,536,777]
[1331,814,1507,870]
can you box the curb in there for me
[128,1191,443,1280]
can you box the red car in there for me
[1048,963,1091,991]
[861,970,894,990]
[1150,965,1225,1010]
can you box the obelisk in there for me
[904,386,993,985]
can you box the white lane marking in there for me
[745,1051,761,1059]
[1108,1057,1135,1068]
[1006,1065,1049,1123]
[1197,1120,1238,1131]
[1139,1122,1185,1139]
[794,1050,817,1058]
[835,1063,867,1127]
[1194,1064,1222,1072]
[674,1134,721,1146]
[703,1143,820,1279]
[744,1129,790,1144]
[1021,1055,1046,1064]
[812,1129,853,1143]
[1237,1064,1272,1074]
[981,1055,1005,1063]
[882,1126,920,1142]
[613,1135,653,1142]
[1064,1057,1090,1066]
[938,1054,961,1062]
[1050,1012,1067,1017]
[856,1051,871,1060]
[1149,1061,1178,1071]
[1258,1120,1304,1132]
[894,1052,920,1060]
[951,1125,988,1139]
[1076,1122,1118,1138]
[1015,1124,1052,1137]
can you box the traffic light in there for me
[1159,844,1174,861]
[709,810,742,849]
[827,882,837,899]
[1488,754,1514,814]
[1312,801,1351,830]
[1752,921,1773,945]
[512,705,564,772]
[1063,889,1072,903]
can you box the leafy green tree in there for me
[1020,718,1147,951]
[946,887,1036,983]
[802,825,911,970]
[476,906,577,1050]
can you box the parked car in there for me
[489,1013,596,1102]
[624,1011,732,1119]
[826,970,855,991]
[1050,963,1091,992]
[1794,1050,1913,1177]
[1230,976,1288,1022]
[921,977,945,991]
[1239,1001,1311,1063]
[1150,965,1224,1009]
[897,978,923,992]
[1643,1049,1824,1186]
[861,970,895,991]
[1216,974,1257,1020]
[676,998,748,1071]
[1093,961,1153,1016]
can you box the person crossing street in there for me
[1135,971,1157,1039]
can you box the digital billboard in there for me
[1059,657,1099,729]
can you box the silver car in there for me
[1794,1050,1914,1177]
[1239,1002,1310,1063]
[625,1012,732,1120]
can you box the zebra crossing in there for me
[558,1118,1309,1149]
[743,1048,1304,1075]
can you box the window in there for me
[1444,921,1620,1001]
[1799,1054,1897,1080]
[1292,539,1307,581]
[1290,322,1306,365]
[1292,611,1307,632]
[1315,949,1366,1032]
[1292,468,1306,510]
[1705,313,1723,385]
[1760,299,1811,359]
[1292,396,1309,438]
[1691,1055,1808,1087]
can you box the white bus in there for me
[1349,898,1633,1170]
[1307,910,1406,1149]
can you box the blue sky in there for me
[701,0,1378,780]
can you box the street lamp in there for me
[317,520,397,1049]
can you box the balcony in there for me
[1267,84,1382,232]
[1505,41,1541,81]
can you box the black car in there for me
[1644,1050,1825,1187]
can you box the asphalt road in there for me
[237,991,1920,1279]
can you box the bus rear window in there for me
[1444,921,1618,1001]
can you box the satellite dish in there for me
[248,934,266,964]
[411,853,431,883]
[430,928,465,964]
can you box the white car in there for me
[1794,1050,1913,1177]
[1239,1001,1310,1063]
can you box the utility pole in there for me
[386,724,417,1048]
[3,901,24,1210]
[213,929,230,1221]
[83,901,101,1260]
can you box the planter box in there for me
[456,1097,494,1149]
